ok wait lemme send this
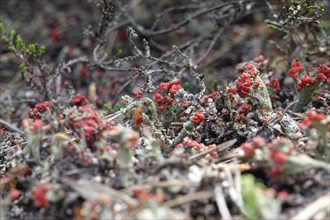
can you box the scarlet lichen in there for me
[192,112,205,125]
[288,61,304,80]
[32,184,52,207]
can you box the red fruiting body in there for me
[33,119,43,129]
[252,136,266,147]
[239,103,251,113]
[71,93,87,106]
[80,65,88,78]
[271,151,287,165]
[288,61,304,80]
[133,107,143,125]
[207,91,220,100]
[107,126,139,148]
[107,126,124,137]
[159,82,168,91]
[32,184,52,207]
[270,166,282,177]
[255,79,260,88]
[123,130,139,148]
[165,79,182,95]
[219,109,230,118]
[254,55,270,69]
[35,101,51,112]
[241,142,255,158]
[154,193,165,203]
[244,63,254,70]
[28,101,51,119]
[133,186,144,198]
[68,104,103,149]
[317,64,330,84]
[133,187,152,203]
[181,100,189,107]
[183,137,199,148]
[168,79,181,87]
[268,79,281,93]
[296,74,315,92]
[169,84,182,95]
[10,188,21,200]
[236,63,260,98]
[154,92,163,103]
[227,88,237,101]
[50,27,59,42]
[236,72,253,98]
[318,64,330,77]
[133,90,143,99]
[182,137,217,161]
[22,119,43,133]
[260,119,269,124]
[265,188,276,197]
[24,166,32,176]
[235,113,244,123]
[277,191,289,201]
[164,96,173,105]
[28,108,41,119]
[243,63,259,76]
[133,114,143,125]
[192,112,205,125]
[299,111,325,128]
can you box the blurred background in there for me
[1,0,329,119]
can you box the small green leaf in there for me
[8,45,14,52]
[1,34,9,43]
[9,30,16,40]
[19,63,27,73]
[38,45,46,57]
[0,22,4,31]
[115,103,121,109]
[27,44,36,55]
[116,48,123,57]
[96,2,103,9]
[183,82,189,90]
[103,103,114,113]
[16,35,25,50]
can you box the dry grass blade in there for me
[162,190,214,208]
[0,118,24,135]
[63,178,139,207]
[214,151,241,164]
[121,179,191,193]
[189,139,237,160]
[290,192,330,220]
[215,184,232,220]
